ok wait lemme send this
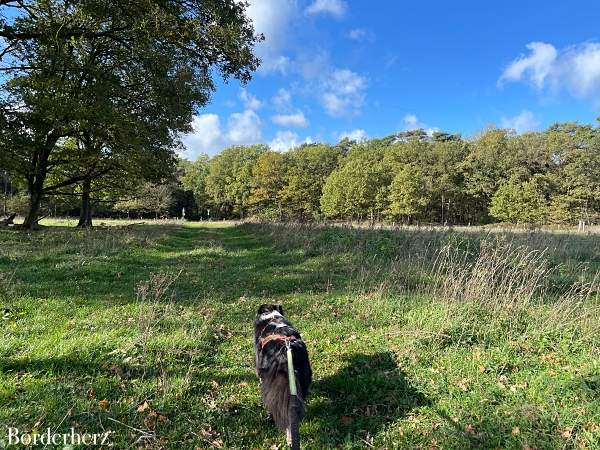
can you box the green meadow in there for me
[0,220,598,449]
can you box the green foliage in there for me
[5,192,30,216]
[205,145,268,217]
[248,151,286,218]
[387,165,429,220]
[113,183,175,218]
[490,177,549,224]
[180,155,211,212]
[321,142,390,219]
[279,144,343,219]
[0,0,261,227]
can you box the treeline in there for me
[181,124,600,226]
[3,123,599,226]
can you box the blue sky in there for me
[182,0,600,158]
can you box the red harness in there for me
[259,322,297,349]
[259,333,297,349]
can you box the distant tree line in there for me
[180,124,600,226]
[3,121,599,226]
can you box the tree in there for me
[113,182,174,219]
[205,145,267,218]
[279,144,343,219]
[321,141,390,220]
[248,151,286,219]
[0,0,261,229]
[545,123,600,225]
[387,165,429,222]
[180,155,211,218]
[489,177,549,224]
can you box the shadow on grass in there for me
[307,352,427,447]
[1,224,355,305]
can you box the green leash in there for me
[286,340,301,450]
[286,341,297,396]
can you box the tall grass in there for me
[244,222,600,343]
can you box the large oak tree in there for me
[0,0,261,228]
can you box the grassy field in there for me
[0,220,598,449]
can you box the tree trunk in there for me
[77,179,93,228]
[22,180,44,230]
[21,136,59,230]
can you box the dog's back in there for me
[254,304,312,446]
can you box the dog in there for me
[254,304,312,449]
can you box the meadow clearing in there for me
[0,220,598,449]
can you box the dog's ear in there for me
[275,304,284,316]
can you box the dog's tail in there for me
[261,350,305,449]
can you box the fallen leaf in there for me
[98,399,109,409]
[137,401,150,413]
[458,378,470,392]
[541,353,561,365]
[561,427,573,438]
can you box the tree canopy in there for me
[0,0,260,228]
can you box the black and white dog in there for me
[254,304,312,449]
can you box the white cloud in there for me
[402,114,438,135]
[271,112,308,128]
[182,109,262,158]
[500,41,600,104]
[347,28,373,42]
[337,129,368,141]
[500,110,540,134]
[305,0,347,17]
[269,130,302,152]
[272,88,292,109]
[181,114,222,158]
[239,89,262,110]
[320,69,367,117]
[245,0,296,73]
[500,42,557,89]
[226,109,262,145]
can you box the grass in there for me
[0,219,598,449]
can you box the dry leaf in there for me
[137,401,150,413]
[98,399,109,409]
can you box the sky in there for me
[182,0,600,159]
[5,2,600,159]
